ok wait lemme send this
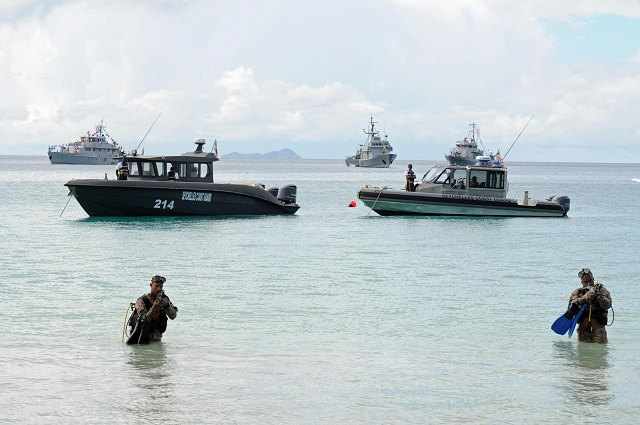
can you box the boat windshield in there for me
[434,168,455,184]
[421,166,441,182]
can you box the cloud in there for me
[0,0,639,162]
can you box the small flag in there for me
[213,139,218,156]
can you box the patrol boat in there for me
[445,123,486,166]
[48,120,126,164]
[65,139,299,216]
[345,115,397,167]
[357,156,570,217]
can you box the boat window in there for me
[129,162,139,176]
[189,163,209,178]
[141,162,156,177]
[155,161,166,177]
[469,170,505,189]
[435,168,454,184]
[486,171,505,189]
[449,170,465,188]
[178,163,187,178]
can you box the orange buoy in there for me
[348,200,356,207]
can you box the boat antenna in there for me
[503,114,534,160]
[135,111,162,152]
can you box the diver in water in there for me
[127,275,178,344]
[568,268,612,343]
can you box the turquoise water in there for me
[1,156,639,424]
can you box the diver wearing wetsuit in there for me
[132,275,178,343]
[568,268,611,343]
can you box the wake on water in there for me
[633,178,640,183]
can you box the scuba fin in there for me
[551,314,573,335]
[551,303,586,337]
[551,302,584,335]
[567,305,585,338]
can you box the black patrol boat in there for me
[65,139,299,217]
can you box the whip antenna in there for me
[135,111,162,152]
[503,114,534,160]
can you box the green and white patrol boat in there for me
[358,156,570,217]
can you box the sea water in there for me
[1,156,639,424]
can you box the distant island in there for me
[220,148,301,159]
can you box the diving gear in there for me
[568,304,586,338]
[551,303,586,337]
[578,268,591,278]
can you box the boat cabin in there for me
[123,139,219,183]
[416,159,508,197]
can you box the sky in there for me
[1,0,640,162]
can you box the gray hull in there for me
[358,187,568,217]
[345,153,397,168]
[444,154,479,166]
[49,152,120,165]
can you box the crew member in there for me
[134,275,178,342]
[568,268,612,343]
[116,156,129,180]
[405,164,416,192]
[168,166,179,181]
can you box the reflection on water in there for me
[553,341,611,406]
[125,343,175,420]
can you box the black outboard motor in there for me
[546,195,571,213]
[267,187,279,198]
[277,185,297,204]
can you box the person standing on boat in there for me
[405,164,416,192]
[168,166,179,181]
[567,268,612,343]
[131,275,178,343]
[116,155,129,180]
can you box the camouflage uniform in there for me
[135,292,178,342]
[569,283,611,343]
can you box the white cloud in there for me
[0,0,639,161]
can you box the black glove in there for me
[563,302,581,319]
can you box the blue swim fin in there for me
[567,304,586,338]
[551,313,573,335]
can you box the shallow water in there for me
[1,156,639,423]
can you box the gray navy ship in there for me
[345,115,397,168]
[48,120,126,164]
[445,123,486,166]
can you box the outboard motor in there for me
[546,195,570,213]
[267,187,279,198]
[277,185,297,204]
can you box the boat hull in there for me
[358,187,568,217]
[65,180,299,216]
[49,152,120,165]
[345,153,397,168]
[444,154,479,166]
